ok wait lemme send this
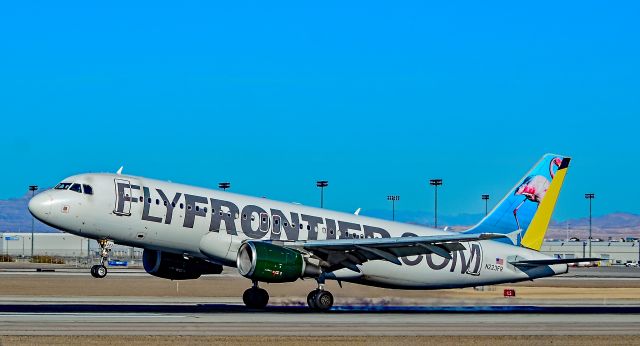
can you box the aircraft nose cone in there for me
[28,192,52,221]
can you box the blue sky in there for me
[1,1,638,222]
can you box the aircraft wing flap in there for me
[509,257,602,267]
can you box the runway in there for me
[1,300,640,336]
[2,267,640,337]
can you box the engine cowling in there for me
[236,241,305,283]
[143,249,223,280]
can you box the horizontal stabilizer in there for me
[510,258,602,267]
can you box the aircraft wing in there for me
[280,233,506,273]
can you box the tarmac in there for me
[1,266,640,337]
[1,309,640,336]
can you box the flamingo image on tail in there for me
[512,157,563,230]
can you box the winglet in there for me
[354,208,361,215]
[116,166,123,175]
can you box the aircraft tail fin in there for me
[463,154,570,251]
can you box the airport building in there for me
[0,232,141,259]
[3,232,640,265]
[540,240,640,265]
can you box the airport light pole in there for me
[481,194,490,216]
[218,182,230,191]
[316,181,328,208]
[387,195,399,221]
[430,179,442,228]
[585,193,595,258]
[28,185,38,258]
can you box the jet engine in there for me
[143,249,223,280]
[236,241,312,283]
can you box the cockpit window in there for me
[69,183,82,193]
[55,183,73,190]
[83,184,93,195]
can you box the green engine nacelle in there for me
[236,241,305,283]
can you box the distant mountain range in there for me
[0,192,57,232]
[2,193,639,239]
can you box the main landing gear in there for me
[90,239,113,279]
[240,277,334,311]
[307,276,334,311]
[243,281,269,309]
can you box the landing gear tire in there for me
[243,287,269,309]
[307,289,333,311]
[91,265,107,278]
[307,289,319,310]
[313,290,334,311]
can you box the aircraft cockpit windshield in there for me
[54,183,72,190]
[54,182,93,195]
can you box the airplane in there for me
[28,153,598,311]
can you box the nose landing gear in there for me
[90,239,113,279]
[242,281,269,309]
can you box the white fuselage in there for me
[29,173,567,289]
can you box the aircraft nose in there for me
[28,191,52,221]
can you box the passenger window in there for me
[155,199,160,205]
[307,225,310,230]
[195,206,200,212]
[148,198,152,203]
[180,203,184,209]
[82,185,93,195]
[171,202,176,207]
[284,222,288,227]
[139,196,144,202]
[69,183,82,193]
[164,200,168,206]
[187,205,192,210]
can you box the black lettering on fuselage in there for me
[270,209,300,240]
[301,214,324,240]
[132,186,488,277]
[363,225,390,239]
[466,243,482,275]
[325,218,337,239]
[115,182,140,214]
[338,221,360,239]
[209,198,239,235]
[183,194,208,228]
[400,232,423,265]
[241,205,268,239]
[426,253,451,270]
[142,187,162,223]
[156,189,181,225]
